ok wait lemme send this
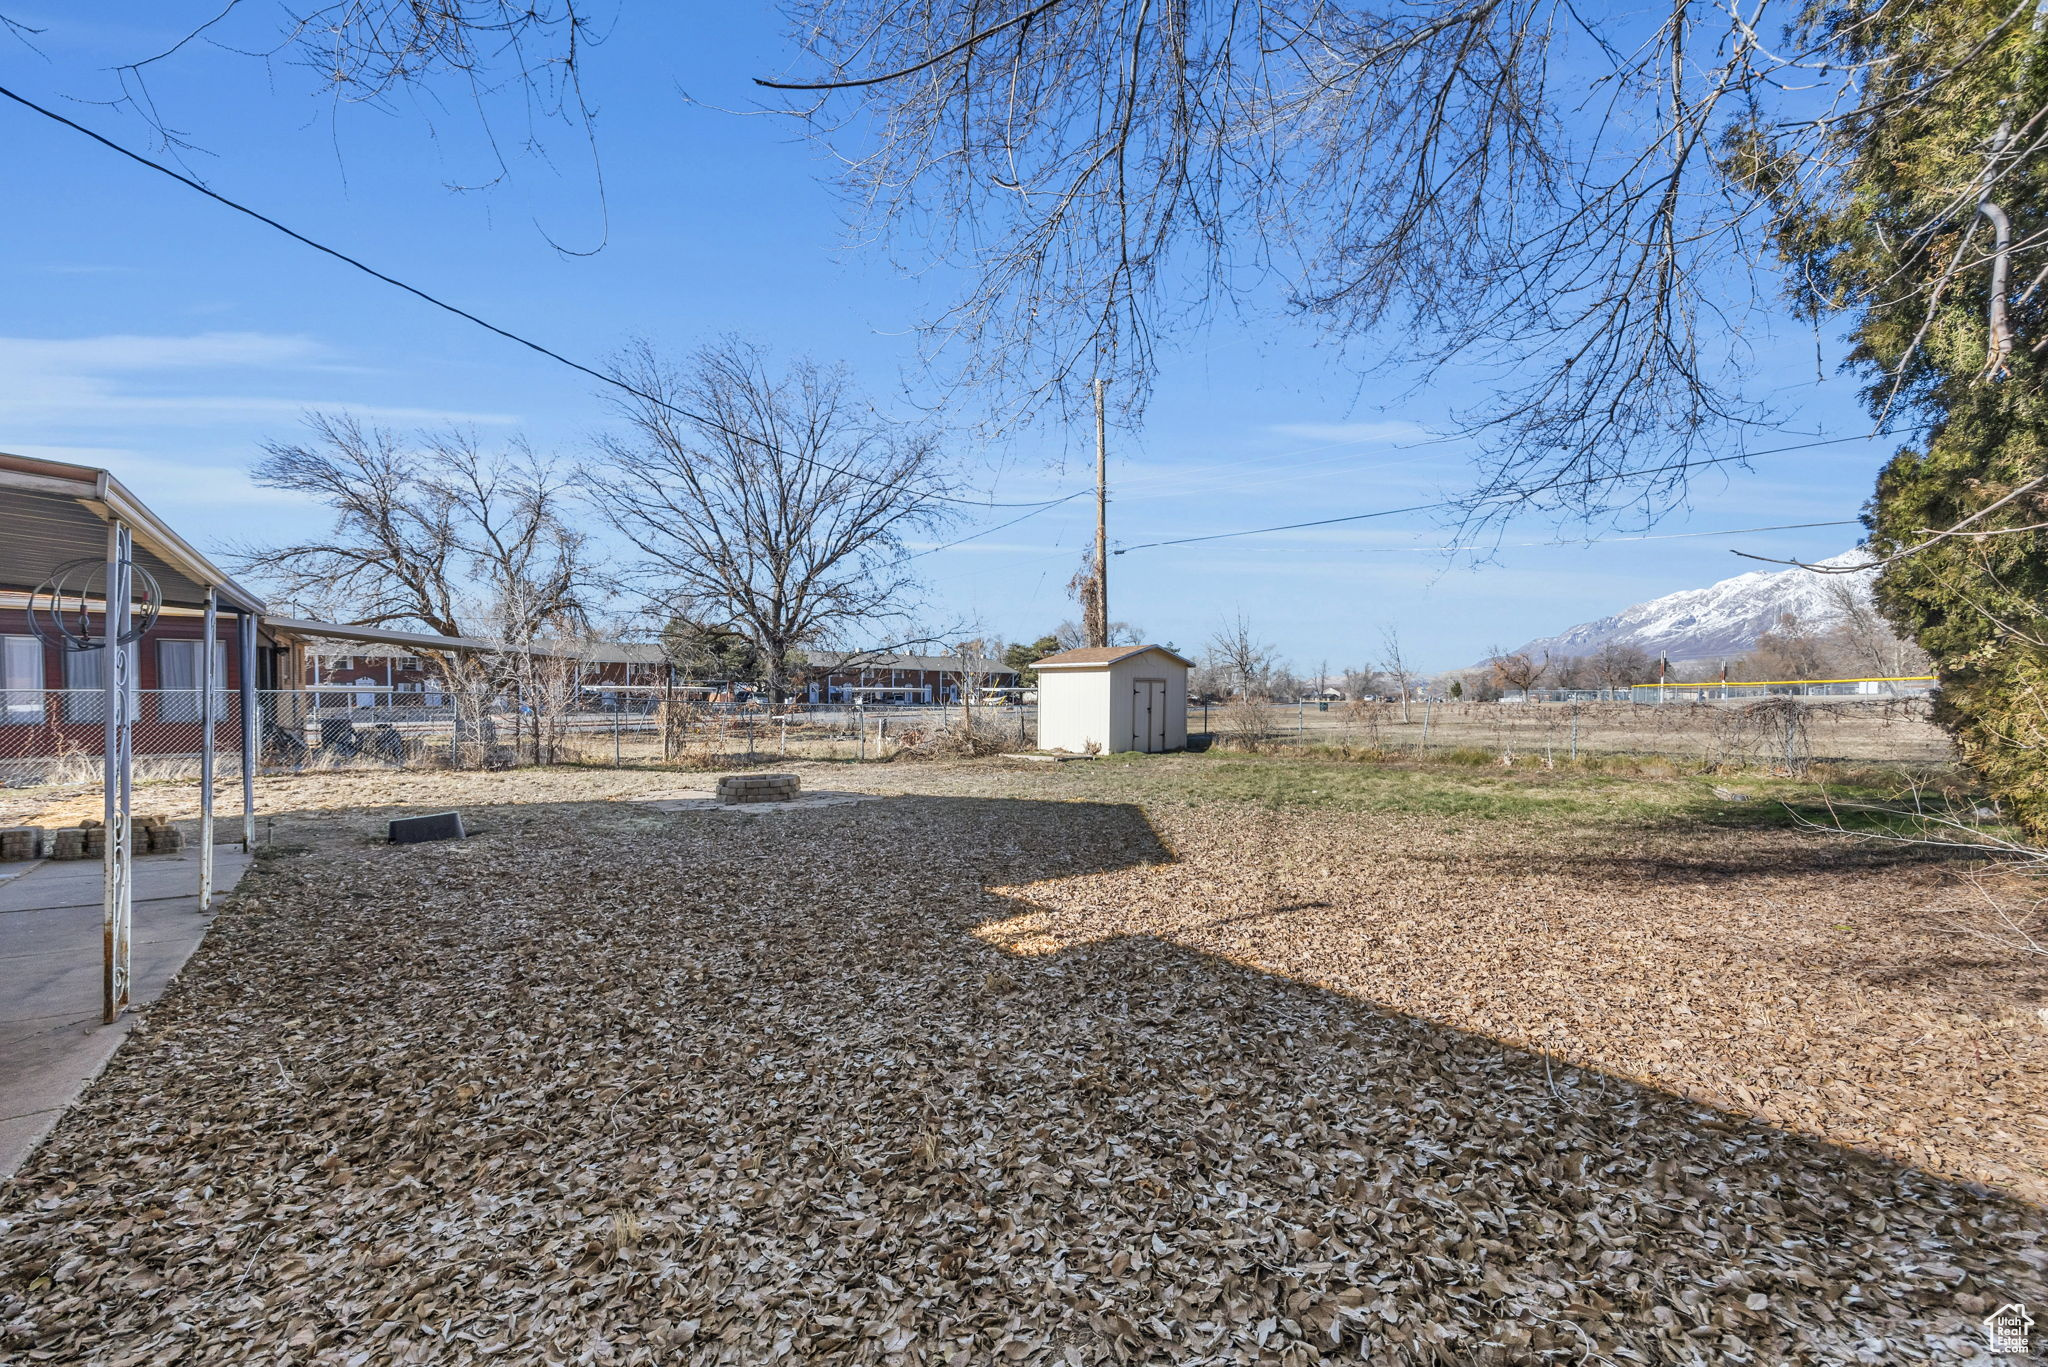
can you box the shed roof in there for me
[1032,644,1194,670]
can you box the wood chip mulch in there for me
[1,771,2043,1364]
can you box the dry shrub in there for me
[1216,699,1274,752]
[1711,697,1811,773]
[892,714,1028,760]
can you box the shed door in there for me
[1132,678,1167,752]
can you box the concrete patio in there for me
[0,845,250,1177]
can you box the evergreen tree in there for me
[1003,635,1063,684]
[1751,0,2048,830]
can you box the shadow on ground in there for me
[0,790,2039,1364]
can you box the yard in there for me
[1,753,2043,1363]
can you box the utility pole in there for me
[1093,377,1109,648]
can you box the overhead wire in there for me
[1348,518,1861,554]
[892,489,1090,564]
[1109,428,1426,496]
[1113,429,1919,554]
[0,81,1070,513]
[0,84,1917,573]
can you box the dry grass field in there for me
[1225,699,1957,767]
[1,753,2042,1363]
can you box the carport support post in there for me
[238,611,258,850]
[102,521,135,1023]
[199,587,217,910]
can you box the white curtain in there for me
[157,639,230,722]
[2,636,44,723]
[65,643,142,723]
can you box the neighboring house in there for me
[307,648,439,703]
[305,641,669,704]
[802,652,1023,705]
[301,645,1027,707]
[0,450,704,789]
[0,594,294,741]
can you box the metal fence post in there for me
[198,587,217,912]
[103,521,134,1023]
[237,611,258,851]
[1420,697,1433,754]
[1570,708,1579,762]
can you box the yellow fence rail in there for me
[1631,675,1936,691]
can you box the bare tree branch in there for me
[584,338,958,703]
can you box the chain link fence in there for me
[1192,697,1957,770]
[0,689,1039,787]
[3,687,1951,789]
[2,687,253,787]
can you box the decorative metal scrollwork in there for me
[25,555,163,651]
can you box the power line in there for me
[1112,430,1917,554]
[894,490,1089,564]
[0,81,1066,513]
[1349,518,1861,554]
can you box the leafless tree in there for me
[238,412,593,670]
[1206,613,1278,700]
[585,338,955,704]
[1378,627,1418,723]
[97,3,600,178]
[1339,666,1383,701]
[1055,617,1143,650]
[763,1,2035,522]
[1487,647,1549,700]
[1587,643,1658,692]
[1821,578,1931,679]
[1738,613,1834,682]
[949,635,1005,720]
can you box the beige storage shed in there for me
[1033,644,1193,754]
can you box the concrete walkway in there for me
[0,846,251,1177]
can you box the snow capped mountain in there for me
[1505,551,1876,664]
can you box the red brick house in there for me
[800,652,1023,704]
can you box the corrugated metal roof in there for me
[272,618,668,665]
[0,453,265,612]
[269,618,501,654]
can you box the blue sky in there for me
[0,4,1902,671]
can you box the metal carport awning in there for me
[0,454,264,615]
[266,618,502,655]
[0,451,266,1022]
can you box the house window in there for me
[158,639,230,722]
[2,636,44,724]
[65,644,140,722]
